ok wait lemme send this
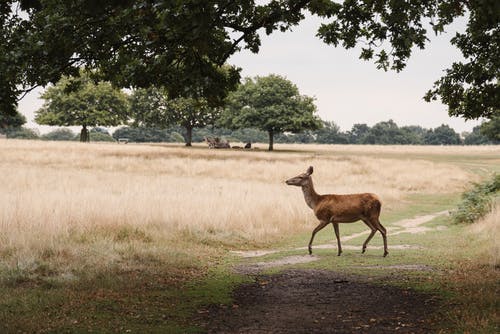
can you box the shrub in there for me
[452,174,500,224]
[6,127,39,139]
[89,131,116,142]
[42,128,75,141]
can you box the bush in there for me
[452,174,500,224]
[89,131,116,142]
[6,127,39,139]
[42,128,75,141]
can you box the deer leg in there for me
[332,222,342,256]
[308,220,329,255]
[375,220,388,257]
[361,219,377,254]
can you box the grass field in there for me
[0,139,498,332]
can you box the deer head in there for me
[285,166,313,186]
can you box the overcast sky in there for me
[19,12,481,134]
[228,13,481,133]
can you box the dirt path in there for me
[197,270,438,333]
[196,211,446,333]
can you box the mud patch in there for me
[197,269,438,333]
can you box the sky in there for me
[19,12,481,134]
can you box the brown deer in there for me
[285,166,388,257]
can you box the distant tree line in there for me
[4,118,496,146]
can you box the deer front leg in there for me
[308,220,329,255]
[332,222,342,256]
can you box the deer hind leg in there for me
[374,219,388,257]
[308,220,329,255]
[332,222,342,256]
[361,219,377,254]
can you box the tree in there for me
[2,1,497,122]
[130,87,220,146]
[35,74,129,142]
[424,124,462,145]
[400,125,426,145]
[220,75,322,151]
[348,124,370,144]
[480,115,500,142]
[463,126,493,145]
[315,121,349,144]
[424,1,499,120]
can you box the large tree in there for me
[1,1,498,122]
[35,74,129,142]
[130,87,220,146]
[220,75,321,151]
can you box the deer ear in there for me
[306,166,313,175]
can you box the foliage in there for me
[479,114,500,142]
[424,0,499,120]
[35,73,129,142]
[463,125,494,145]
[220,74,321,150]
[130,87,220,146]
[41,128,75,141]
[423,124,462,145]
[347,123,370,144]
[452,174,500,224]
[0,109,26,132]
[315,121,349,144]
[113,126,190,143]
[89,131,115,142]
[2,1,496,123]
[6,127,39,139]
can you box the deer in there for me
[285,166,388,257]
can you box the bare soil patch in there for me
[197,269,438,333]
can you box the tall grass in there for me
[469,200,500,268]
[0,140,477,281]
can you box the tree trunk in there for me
[80,125,89,143]
[185,126,192,146]
[268,129,274,151]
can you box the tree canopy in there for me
[1,1,498,124]
[220,74,321,150]
[130,87,220,146]
[35,73,129,141]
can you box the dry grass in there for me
[469,200,500,268]
[0,140,480,281]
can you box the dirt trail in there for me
[198,211,447,333]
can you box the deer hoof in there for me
[383,251,389,257]
[308,247,312,255]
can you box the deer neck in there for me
[302,178,320,209]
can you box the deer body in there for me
[286,166,388,257]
